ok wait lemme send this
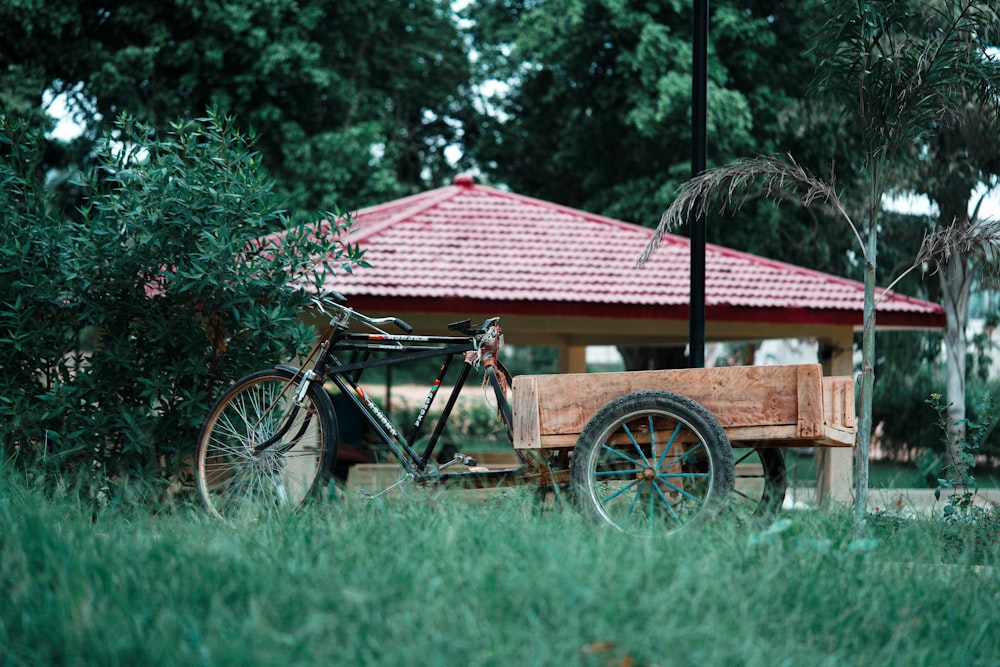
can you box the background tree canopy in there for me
[1,0,472,214]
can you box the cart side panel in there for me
[512,364,813,449]
[820,376,856,446]
[511,375,542,449]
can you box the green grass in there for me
[1,471,998,667]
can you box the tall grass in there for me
[1,468,997,666]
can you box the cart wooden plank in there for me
[511,364,854,450]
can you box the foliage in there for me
[874,378,1000,562]
[870,330,943,459]
[927,391,994,490]
[0,111,363,501]
[866,502,999,565]
[815,1,998,166]
[872,331,944,462]
[872,327,1000,472]
[500,345,560,376]
[0,0,471,213]
[938,496,1000,561]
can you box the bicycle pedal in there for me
[460,455,478,467]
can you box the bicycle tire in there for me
[194,368,338,519]
[570,390,734,535]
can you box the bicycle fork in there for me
[252,369,319,456]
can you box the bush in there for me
[0,111,364,502]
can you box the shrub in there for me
[0,111,364,502]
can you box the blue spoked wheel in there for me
[570,390,734,535]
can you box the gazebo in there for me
[321,174,945,502]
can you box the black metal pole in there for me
[690,0,708,369]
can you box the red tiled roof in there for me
[324,175,944,329]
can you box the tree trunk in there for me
[938,242,972,482]
[854,221,878,535]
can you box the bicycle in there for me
[194,291,528,518]
[193,292,772,532]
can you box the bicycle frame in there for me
[290,300,525,489]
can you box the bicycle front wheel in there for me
[194,368,337,519]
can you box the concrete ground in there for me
[785,485,1000,515]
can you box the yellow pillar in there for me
[558,344,587,374]
[817,331,855,506]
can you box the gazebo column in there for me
[557,344,588,374]
[817,330,855,506]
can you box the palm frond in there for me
[638,154,858,266]
[915,217,1000,271]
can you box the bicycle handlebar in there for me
[311,292,501,339]
[312,292,414,333]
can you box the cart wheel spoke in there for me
[600,443,646,469]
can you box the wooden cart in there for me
[512,363,854,451]
[503,363,856,530]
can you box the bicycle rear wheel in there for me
[194,368,337,519]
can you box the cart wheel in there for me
[570,390,734,535]
[730,446,787,518]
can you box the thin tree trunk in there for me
[938,247,971,481]
[855,220,878,536]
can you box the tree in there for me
[641,0,1000,532]
[907,87,1000,479]
[0,0,471,214]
